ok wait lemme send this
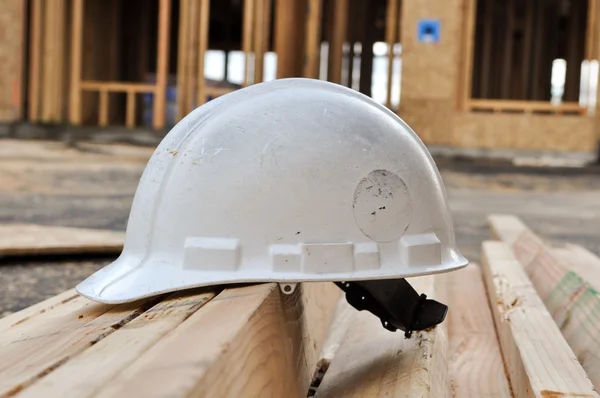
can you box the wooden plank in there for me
[16,291,217,398]
[69,0,83,125]
[328,0,348,84]
[98,89,109,126]
[487,213,528,245]
[500,226,600,389]
[0,224,124,256]
[304,0,322,79]
[385,0,398,108]
[0,289,77,334]
[80,81,156,93]
[554,244,600,290]
[442,264,512,398]
[125,91,135,128]
[197,0,210,106]
[315,276,448,398]
[91,282,339,397]
[176,0,189,120]
[153,0,171,130]
[481,241,598,398]
[242,0,255,86]
[459,0,477,107]
[0,295,164,396]
[28,0,43,122]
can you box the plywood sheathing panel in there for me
[401,0,463,100]
[399,99,455,145]
[0,0,25,122]
[454,112,596,152]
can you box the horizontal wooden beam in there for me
[481,241,598,398]
[80,81,156,93]
[468,99,587,114]
[315,276,448,397]
[2,282,340,397]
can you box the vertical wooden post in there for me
[197,0,210,106]
[99,90,109,127]
[153,0,171,130]
[459,0,477,109]
[304,0,322,78]
[69,0,83,125]
[275,0,297,78]
[41,0,55,123]
[328,0,348,84]
[29,0,43,122]
[242,0,255,86]
[253,0,265,83]
[187,0,200,111]
[53,0,66,121]
[176,0,189,120]
[385,0,397,108]
[126,91,135,128]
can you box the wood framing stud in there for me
[482,241,598,398]
[153,0,171,130]
[304,0,322,79]
[69,0,83,125]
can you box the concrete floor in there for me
[1,139,599,317]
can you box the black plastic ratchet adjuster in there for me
[335,278,448,338]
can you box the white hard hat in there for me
[78,78,467,335]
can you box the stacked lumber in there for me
[2,216,600,397]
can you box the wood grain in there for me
[304,0,323,79]
[490,216,600,389]
[441,264,511,398]
[0,296,159,396]
[481,241,598,398]
[0,224,124,256]
[16,291,216,398]
[315,276,448,398]
[92,282,339,398]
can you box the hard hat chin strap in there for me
[335,279,448,338]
